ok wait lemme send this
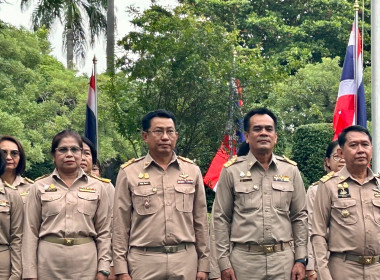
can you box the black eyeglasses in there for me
[146,129,177,137]
[55,146,82,155]
[332,154,342,162]
[1,149,20,158]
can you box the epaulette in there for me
[24,177,34,184]
[224,155,238,168]
[320,171,335,183]
[311,181,319,186]
[34,174,49,181]
[282,155,297,166]
[178,156,195,164]
[4,181,17,190]
[88,173,111,183]
[121,158,136,169]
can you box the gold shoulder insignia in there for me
[224,155,238,168]
[121,158,136,169]
[312,181,319,186]
[4,181,17,190]
[320,171,335,183]
[88,173,111,183]
[35,174,49,181]
[24,177,34,184]
[282,155,297,166]
[178,156,195,164]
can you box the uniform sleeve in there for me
[9,190,23,280]
[22,183,42,278]
[212,168,234,271]
[112,169,132,275]
[311,182,332,280]
[94,183,112,272]
[192,167,210,272]
[306,185,317,271]
[209,202,221,279]
[289,167,308,260]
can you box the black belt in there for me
[234,242,291,254]
[132,243,188,253]
[331,252,380,265]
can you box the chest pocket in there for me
[235,182,262,212]
[372,199,380,225]
[41,193,63,217]
[272,182,294,211]
[175,185,195,212]
[132,185,160,215]
[0,202,10,215]
[77,192,99,216]
[332,199,358,225]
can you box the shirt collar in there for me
[144,152,179,170]
[338,165,375,184]
[246,151,277,170]
[52,168,87,182]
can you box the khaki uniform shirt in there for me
[22,169,112,278]
[3,175,33,204]
[112,153,210,275]
[311,166,380,280]
[0,180,23,280]
[213,152,308,271]
[306,182,318,271]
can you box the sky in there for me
[0,0,178,75]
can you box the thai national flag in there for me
[333,20,366,140]
[85,72,97,149]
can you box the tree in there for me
[106,0,115,74]
[0,23,128,179]
[20,0,107,69]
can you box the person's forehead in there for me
[250,114,275,126]
[150,117,175,127]
[58,136,79,146]
[0,140,18,150]
[83,143,91,150]
[345,131,370,142]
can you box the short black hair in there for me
[0,150,6,176]
[243,108,278,132]
[142,109,177,131]
[325,140,339,158]
[0,135,26,175]
[338,125,372,147]
[81,136,97,164]
[237,142,250,156]
[51,130,83,155]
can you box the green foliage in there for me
[292,123,334,186]
[0,23,128,179]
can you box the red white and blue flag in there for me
[333,20,366,140]
[85,71,97,149]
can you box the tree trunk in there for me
[66,28,74,70]
[106,0,115,74]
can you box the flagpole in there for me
[354,0,359,125]
[372,0,380,173]
[93,56,99,153]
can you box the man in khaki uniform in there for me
[311,125,380,280]
[113,109,210,280]
[213,108,308,280]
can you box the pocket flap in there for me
[333,199,356,208]
[133,186,157,196]
[372,199,380,207]
[235,183,259,194]
[77,192,98,201]
[174,185,195,194]
[41,193,62,202]
[272,182,294,192]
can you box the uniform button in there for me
[166,202,170,206]
[264,192,267,195]
[265,209,269,212]
[266,228,270,230]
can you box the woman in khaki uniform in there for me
[22,130,111,280]
[0,135,34,203]
[0,144,24,280]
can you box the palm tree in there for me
[21,0,107,69]
[106,0,115,74]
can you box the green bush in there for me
[292,123,334,187]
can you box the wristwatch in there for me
[295,258,308,266]
[99,270,110,277]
